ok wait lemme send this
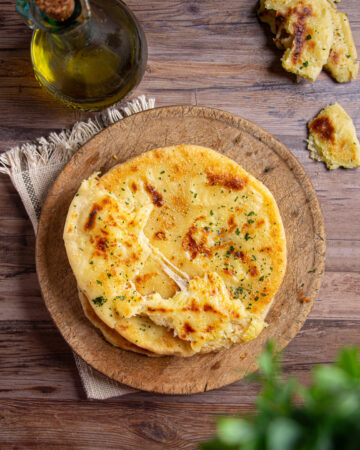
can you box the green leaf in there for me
[199,343,360,450]
[336,347,360,379]
[217,418,254,445]
[313,366,350,390]
[258,340,279,379]
[267,418,300,450]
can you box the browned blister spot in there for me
[154,231,167,240]
[84,203,102,231]
[235,251,246,262]
[241,223,251,233]
[131,182,138,193]
[228,215,237,233]
[183,322,195,337]
[310,116,335,144]
[223,268,236,277]
[291,5,313,64]
[182,299,200,312]
[256,219,265,228]
[124,253,139,264]
[260,246,272,253]
[134,273,157,289]
[206,325,215,333]
[96,237,108,252]
[330,50,340,65]
[204,304,216,313]
[250,266,258,277]
[182,225,212,260]
[145,183,163,207]
[206,172,247,190]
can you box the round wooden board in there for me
[36,105,326,394]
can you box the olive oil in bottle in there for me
[16,0,147,111]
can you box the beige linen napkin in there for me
[0,95,155,399]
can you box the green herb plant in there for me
[201,342,360,450]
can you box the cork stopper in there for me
[36,0,75,22]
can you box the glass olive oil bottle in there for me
[16,0,147,111]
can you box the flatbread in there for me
[324,6,359,83]
[78,290,158,356]
[64,145,287,355]
[258,0,334,82]
[307,103,360,170]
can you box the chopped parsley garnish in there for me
[235,228,240,236]
[210,210,214,216]
[92,296,106,306]
[244,233,253,241]
[233,287,243,299]
[96,280,102,285]
[306,34,312,40]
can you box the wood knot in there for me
[211,361,221,370]
[133,421,176,443]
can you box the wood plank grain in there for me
[0,399,222,449]
[1,319,359,402]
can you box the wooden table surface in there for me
[1,1,360,448]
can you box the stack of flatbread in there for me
[258,0,358,83]
[64,146,286,357]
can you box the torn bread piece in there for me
[258,0,358,83]
[258,0,334,82]
[325,6,359,83]
[307,103,360,170]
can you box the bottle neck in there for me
[17,0,92,35]
[57,15,95,50]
